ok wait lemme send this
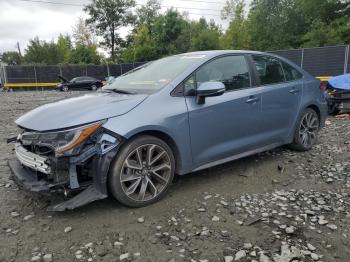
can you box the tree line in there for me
[0,0,349,66]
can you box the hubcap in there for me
[120,144,172,202]
[299,112,319,147]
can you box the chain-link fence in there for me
[1,45,349,88]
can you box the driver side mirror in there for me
[196,81,225,104]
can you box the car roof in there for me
[155,50,312,94]
[173,50,299,65]
[72,76,96,79]
[172,50,306,74]
[174,50,269,58]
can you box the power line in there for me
[17,0,223,15]
[176,0,226,4]
[19,0,227,6]
[157,5,222,12]
[185,12,221,17]
[18,0,83,6]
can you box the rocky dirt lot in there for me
[0,91,349,262]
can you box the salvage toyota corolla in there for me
[8,51,328,211]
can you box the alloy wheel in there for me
[120,144,172,202]
[298,111,319,147]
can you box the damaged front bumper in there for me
[8,130,123,211]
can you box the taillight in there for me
[319,82,327,91]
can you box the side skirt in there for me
[192,142,283,173]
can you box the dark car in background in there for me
[56,75,103,91]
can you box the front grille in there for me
[15,143,51,174]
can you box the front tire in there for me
[289,108,320,151]
[91,85,97,91]
[109,135,175,207]
[61,86,69,92]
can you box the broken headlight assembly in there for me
[20,120,105,157]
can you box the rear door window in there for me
[252,55,285,85]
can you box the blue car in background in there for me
[8,51,328,211]
[326,73,350,115]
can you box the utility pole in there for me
[16,42,22,64]
[16,42,22,56]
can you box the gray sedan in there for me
[8,50,328,211]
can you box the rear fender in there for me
[286,102,327,143]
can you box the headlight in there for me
[21,121,105,156]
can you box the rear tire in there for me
[289,108,320,151]
[108,135,175,207]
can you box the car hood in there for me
[16,92,148,132]
[58,75,68,83]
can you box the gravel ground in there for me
[0,91,349,262]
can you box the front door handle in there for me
[246,96,260,104]
[289,89,300,94]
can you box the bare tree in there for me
[72,17,97,46]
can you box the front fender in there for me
[102,94,193,175]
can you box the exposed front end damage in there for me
[326,74,350,114]
[327,89,350,113]
[8,124,123,211]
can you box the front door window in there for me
[195,55,251,92]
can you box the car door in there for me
[70,77,84,89]
[250,55,303,143]
[83,77,96,89]
[184,55,265,167]
[79,77,92,89]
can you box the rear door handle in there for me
[289,89,300,94]
[246,96,260,104]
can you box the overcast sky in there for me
[0,0,250,54]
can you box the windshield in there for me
[104,54,206,94]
